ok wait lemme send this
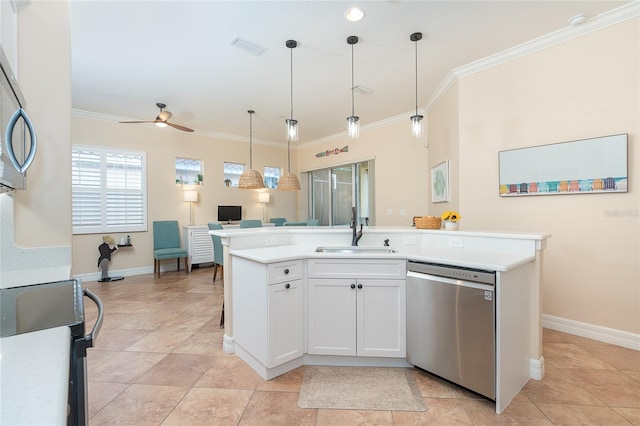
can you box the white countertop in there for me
[0,326,71,425]
[230,244,534,271]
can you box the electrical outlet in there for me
[449,237,464,248]
[266,237,277,246]
[403,235,417,245]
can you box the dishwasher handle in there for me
[407,270,495,292]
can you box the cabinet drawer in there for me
[268,260,303,284]
[308,259,406,279]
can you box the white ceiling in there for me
[70,1,631,144]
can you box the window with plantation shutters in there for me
[72,146,147,234]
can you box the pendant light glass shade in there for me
[410,114,423,138]
[347,35,359,139]
[285,40,298,142]
[239,110,264,189]
[410,32,424,139]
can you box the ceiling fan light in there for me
[411,114,424,138]
[347,115,360,139]
[155,122,168,128]
[238,168,265,189]
[278,172,300,191]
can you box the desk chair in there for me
[269,218,287,227]
[153,221,189,278]
[207,222,224,281]
[207,222,225,328]
[239,219,262,228]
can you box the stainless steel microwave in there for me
[0,46,37,192]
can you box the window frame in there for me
[72,145,148,235]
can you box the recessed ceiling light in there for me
[569,14,588,26]
[345,7,364,22]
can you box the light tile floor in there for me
[84,267,640,425]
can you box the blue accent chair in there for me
[153,221,189,278]
[306,218,321,226]
[269,218,287,227]
[207,222,224,281]
[283,221,306,226]
[239,219,262,228]
[207,222,225,328]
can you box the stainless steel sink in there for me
[315,246,398,254]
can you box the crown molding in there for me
[425,1,639,113]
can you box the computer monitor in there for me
[217,205,242,223]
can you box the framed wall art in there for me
[498,134,628,197]
[431,160,450,203]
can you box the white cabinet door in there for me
[184,226,214,270]
[357,279,406,358]
[307,277,406,358]
[307,278,357,356]
[268,279,304,367]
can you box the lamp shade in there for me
[183,190,198,202]
[258,192,270,203]
[277,172,301,191]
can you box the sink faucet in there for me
[351,206,363,246]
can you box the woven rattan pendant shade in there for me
[239,110,264,189]
[239,168,264,189]
[278,171,300,191]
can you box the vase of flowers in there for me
[441,211,461,230]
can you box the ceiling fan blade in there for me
[119,120,158,124]
[167,122,194,132]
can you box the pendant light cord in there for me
[351,43,355,116]
[249,110,253,168]
[290,47,294,120]
[414,39,418,115]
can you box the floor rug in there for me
[298,366,426,411]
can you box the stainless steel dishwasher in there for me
[406,261,496,400]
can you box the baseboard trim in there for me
[529,357,545,380]
[543,314,640,350]
[74,266,154,283]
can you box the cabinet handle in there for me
[350,283,356,289]
[285,283,290,289]
[284,268,290,275]
[357,284,363,289]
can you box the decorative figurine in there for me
[98,235,124,282]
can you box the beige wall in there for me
[297,119,430,226]
[445,19,638,334]
[71,117,298,275]
[13,1,72,248]
[426,82,460,217]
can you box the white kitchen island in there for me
[211,226,549,413]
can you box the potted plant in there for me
[224,178,231,187]
[440,211,461,230]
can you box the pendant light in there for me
[285,40,298,142]
[410,32,423,138]
[278,39,301,191]
[277,137,300,191]
[238,110,264,189]
[346,35,359,139]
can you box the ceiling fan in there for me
[119,102,194,132]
